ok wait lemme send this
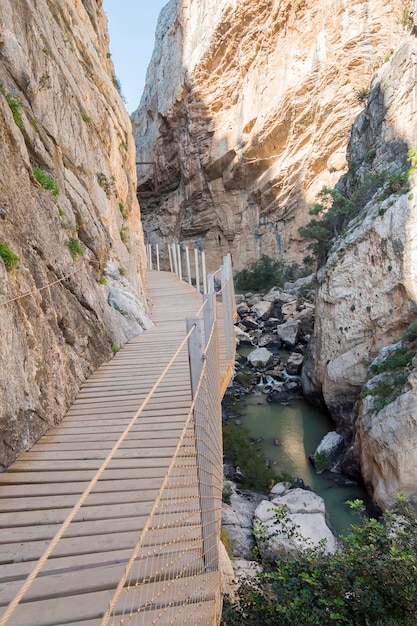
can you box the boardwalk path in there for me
[0,270,227,625]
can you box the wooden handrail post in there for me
[194,248,200,293]
[203,293,215,343]
[186,316,218,572]
[147,244,152,270]
[172,243,179,276]
[202,250,207,294]
[221,255,234,361]
[186,318,203,397]
[177,244,183,281]
[168,243,173,273]
[156,244,160,272]
[185,246,192,285]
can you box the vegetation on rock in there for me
[96,172,116,197]
[0,242,19,271]
[65,237,84,259]
[298,165,410,266]
[223,422,277,492]
[33,168,59,196]
[0,82,24,129]
[222,496,417,625]
[234,256,303,292]
[361,326,416,412]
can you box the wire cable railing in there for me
[0,246,236,626]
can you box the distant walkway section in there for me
[0,258,235,625]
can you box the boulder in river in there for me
[310,431,345,474]
[276,320,301,347]
[286,352,304,375]
[247,347,273,369]
[251,300,274,320]
[253,489,339,561]
[240,315,259,331]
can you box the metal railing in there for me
[0,247,236,626]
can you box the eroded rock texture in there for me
[133,0,404,271]
[0,0,149,468]
[302,6,417,508]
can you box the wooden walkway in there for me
[0,270,232,625]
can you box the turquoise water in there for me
[240,391,370,535]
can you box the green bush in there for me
[96,172,116,198]
[0,242,19,271]
[33,168,59,196]
[120,224,129,243]
[0,82,23,129]
[403,319,417,342]
[407,145,417,168]
[356,88,369,105]
[223,422,277,492]
[118,202,128,220]
[370,346,413,375]
[222,497,417,625]
[299,175,389,266]
[234,256,302,292]
[65,237,83,259]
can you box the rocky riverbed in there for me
[222,276,369,572]
[233,275,315,403]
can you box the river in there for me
[238,383,370,536]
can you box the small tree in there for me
[222,496,417,625]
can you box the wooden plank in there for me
[0,572,216,625]
[0,510,201,548]
[0,269,229,624]
[0,546,203,588]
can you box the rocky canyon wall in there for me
[0,0,150,468]
[133,0,405,272]
[302,2,417,509]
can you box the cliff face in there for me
[0,0,150,468]
[133,0,405,271]
[302,7,417,508]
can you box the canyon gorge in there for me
[0,0,416,516]
[135,0,417,510]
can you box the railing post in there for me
[156,244,160,272]
[202,250,207,294]
[194,248,200,293]
[168,243,173,273]
[172,243,179,276]
[204,274,215,342]
[186,316,218,572]
[177,244,182,281]
[221,255,234,361]
[186,318,203,396]
[185,246,192,286]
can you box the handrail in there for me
[0,245,236,625]
[0,322,199,626]
[0,268,81,307]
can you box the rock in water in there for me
[254,489,339,561]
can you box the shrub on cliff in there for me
[234,256,301,292]
[223,422,277,492]
[222,496,417,625]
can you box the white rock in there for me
[276,320,301,347]
[247,347,273,368]
[251,300,274,320]
[254,489,338,560]
[270,482,291,497]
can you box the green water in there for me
[240,392,370,535]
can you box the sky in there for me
[102,1,168,113]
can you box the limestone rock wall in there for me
[133,0,405,271]
[302,6,417,507]
[0,0,149,468]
